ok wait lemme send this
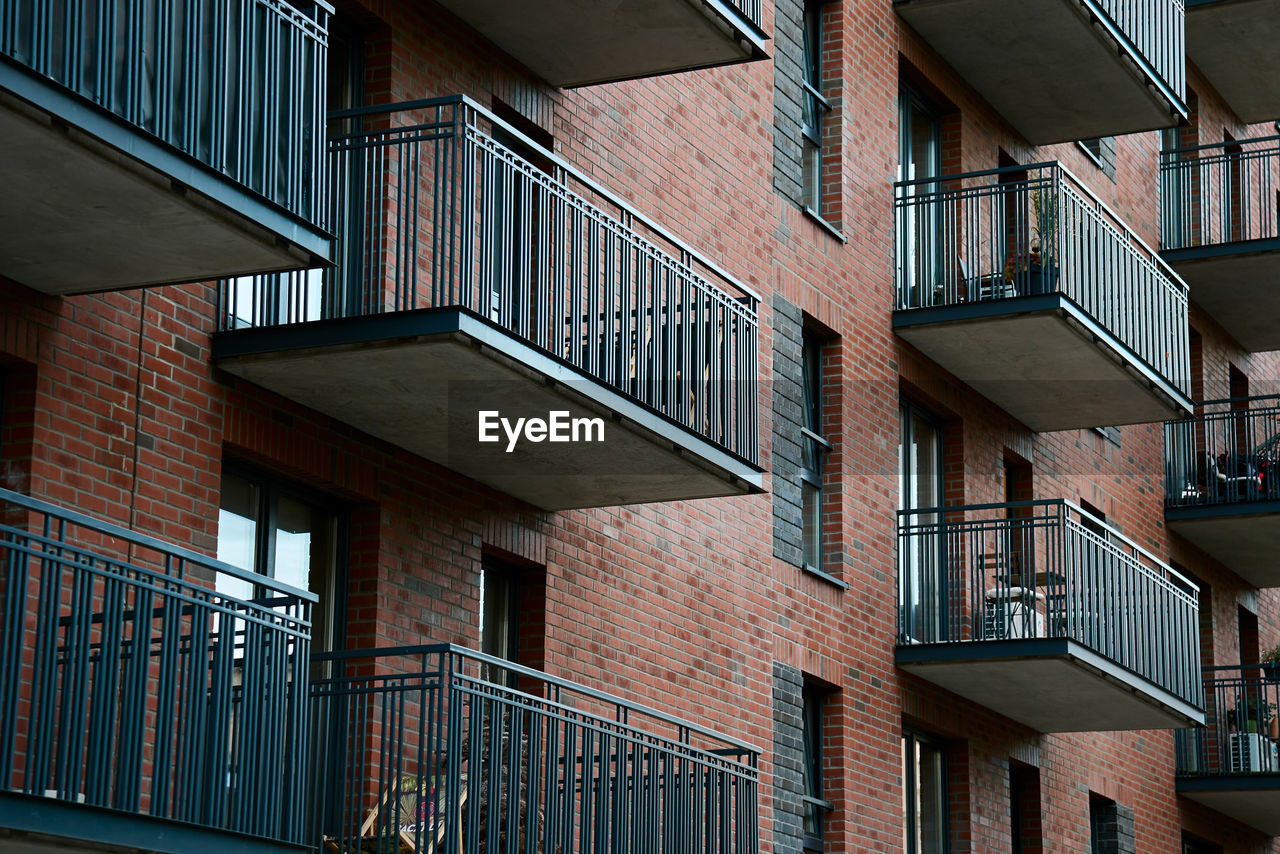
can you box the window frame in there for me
[801,682,835,852]
[902,730,949,854]
[800,329,835,579]
[800,0,836,227]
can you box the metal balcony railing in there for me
[311,644,760,854]
[728,0,762,29]
[895,161,1191,398]
[1165,395,1280,509]
[897,500,1203,708]
[0,487,315,843]
[0,0,330,225]
[1160,134,1280,252]
[219,95,760,464]
[1093,0,1186,109]
[1177,665,1280,777]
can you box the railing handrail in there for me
[0,486,317,603]
[1200,663,1280,674]
[896,160,1188,292]
[897,498,1199,594]
[313,643,761,758]
[333,95,760,306]
[1162,133,1280,157]
[1087,0,1187,117]
[1180,393,1280,411]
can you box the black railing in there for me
[1177,664,1280,777]
[897,500,1203,708]
[895,161,1191,398]
[727,0,762,29]
[1165,395,1280,509]
[1093,0,1186,109]
[0,487,314,843]
[219,95,760,464]
[1160,134,1280,252]
[0,0,330,225]
[311,644,760,854]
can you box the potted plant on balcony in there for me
[1262,644,1280,682]
[1238,694,1273,733]
[1003,187,1060,296]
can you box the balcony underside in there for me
[898,639,1205,732]
[1162,241,1280,352]
[0,60,329,294]
[1187,0,1280,124]
[214,308,763,511]
[894,296,1192,431]
[895,0,1181,144]
[0,792,306,854]
[432,0,767,87]
[1167,503,1280,588]
[1177,776,1280,836]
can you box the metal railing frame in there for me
[1165,394,1280,509]
[895,160,1191,398]
[0,0,331,225]
[897,498,1203,708]
[0,486,315,843]
[219,95,759,464]
[1160,133,1280,252]
[1177,664,1280,777]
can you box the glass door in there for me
[898,91,941,308]
[899,402,943,643]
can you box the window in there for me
[899,401,944,643]
[898,89,942,305]
[1009,763,1041,854]
[1078,137,1116,180]
[216,465,345,653]
[802,683,834,852]
[1089,794,1117,854]
[903,732,947,854]
[480,556,520,664]
[478,554,547,687]
[801,0,832,215]
[801,331,832,572]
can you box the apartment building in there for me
[0,0,1279,852]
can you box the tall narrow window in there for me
[899,402,944,643]
[1088,794,1117,854]
[216,465,345,654]
[801,331,831,571]
[898,90,942,307]
[801,0,832,214]
[903,732,947,854]
[801,683,833,852]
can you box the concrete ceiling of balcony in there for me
[894,300,1192,432]
[0,78,328,295]
[215,309,763,511]
[1177,781,1280,837]
[1163,244,1280,352]
[1187,0,1280,124]
[1167,504,1280,588]
[898,639,1205,733]
[895,0,1181,145]
[433,0,767,87]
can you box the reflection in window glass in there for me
[903,732,947,854]
[274,494,314,592]
[217,473,258,601]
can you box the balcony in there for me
[1185,0,1280,124]
[311,645,760,853]
[894,162,1193,431]
[213,97,763,511]
[894,0,1187,144]
[432,0,767,87]
[0,0,332,294]
[1160,135,1280,351]
[0,487,315,854]
[1176,665,1280,835]
[1165,395,1280,587]
[897,500,1205,732]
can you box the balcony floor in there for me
[0,61,329,294]
[1187,0,1280,124]
[214,308,763,511]
[898,639,1205,733]
[894,295,1192,431]
[432,0,767,87]
[1167,502,1280,588]
[895,0,1182,144]
[1162,241,1280,352]
[1177,776,1280,836]
[0,792,307,854]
